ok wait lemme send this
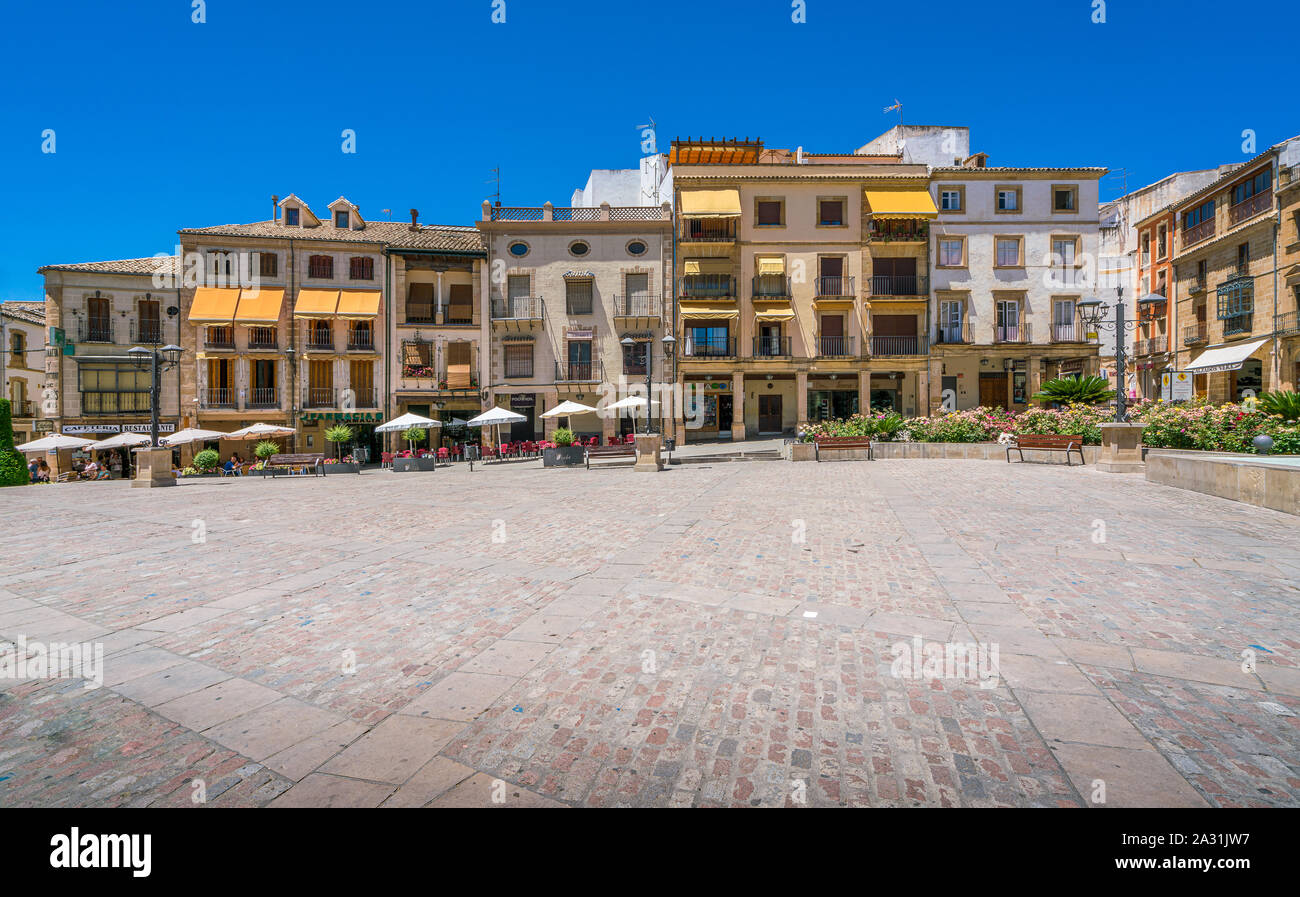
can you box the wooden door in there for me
[758,395,782,433]
[979,374,1006,408]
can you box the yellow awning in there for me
[233,287,284,325]
[756,257,785,275]
[683,258,732,275]
[188,287,240,324]
[336,290,380,319]
[680,188,741,218]
[679,301,739,320]
[863,186,938,220]
[753,302,795,322]
[293,288,340,318]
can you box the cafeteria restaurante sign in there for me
[62,423,176,434]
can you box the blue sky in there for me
[2,0,1294,301]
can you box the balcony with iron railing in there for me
[78,319,114,343]
[1184,272,1207,293]
[815,276,856,298]
[870,335,928,356]
[304,387,336,408]
[1276,311,1300,336]
[204,328,235,350]
[1181,217,1215,248]
[341,387,379,408]
[867,220,928,243]
[752,336,792,358]
[681,336,737,358]
[933,321,972,345]
[132,319,163,344]
[248,327,278,350]
[304,328,334,351]
[9,400,35,417]
[201,387,235,408]
[1135,336,1168,356]
[247,387,279,408]
[347,329,375,351]
[993,322,1032,344]
[813,335,855,357]
[81,392,151,414]
[555,360,603,382]
[681,218,737,242]
[751,274,791,300]
[491,296,545,320]
[1050,322,1087,343]
[1183,323,1208,344]
[611,293,660,318]
[1228,190,1271,226]
[870,274,928,298]
[488,204,668,222]
[680,275,736,300]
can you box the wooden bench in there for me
[1006,434,1085,466]
[262,453,326,477]
[813,435,873,461]
[585,444,637,469]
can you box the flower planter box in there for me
[323,462,361,474]
[393,457,437,472]
[542,446,585,468]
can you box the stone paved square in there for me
[1,459,1297,807]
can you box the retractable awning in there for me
[679,301,739,320]
[753,302,795,322]
[863,186,938,219]
[680,189,741,218]
[293,288,340,318]
[756,257,785,275]
[233,287,285,324]
[336,290,380,319]
[683,259,732,275]
[188,287,240,324]
[1184,337,1267,374]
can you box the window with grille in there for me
[504,342,533,378]
[566,279,593,315]
[259,252,277,277]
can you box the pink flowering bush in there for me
[906,406,1016,443]
[1012,403,1112,444]
[1131,399,1297,453]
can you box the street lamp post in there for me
[127,343,183,444]
[1076,286,1160,422]
[621,334,677,435]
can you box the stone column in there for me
[435,272,444,325]
[795,370,808,430]
[731,371,745,441]
[1028,355,1043,403]
[858,370,871,414]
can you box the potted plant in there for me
[323,424,360,474]
[252,440,280,476]
[542,426,585,467]
[192,448,221,476]
[393,426,436,472]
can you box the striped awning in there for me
[680,188,741,218]
[679,301,739,320]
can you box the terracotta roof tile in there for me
[37,256,178,276]
[177,220,485,254]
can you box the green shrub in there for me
[253,440,280,460]
[401,426,427,449]
[192,448,220,471]
[552,427,575,447]
[0,399,28,487]
[1013,403,1111,444]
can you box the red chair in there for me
[625,433,636,444]
[437,447,449,461]
[380,452,393,468]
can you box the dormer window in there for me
[285,207,300,226]
[335,210,349,229]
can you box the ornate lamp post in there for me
[1075,285,1162,422]
[620,333,677,435]
[126,343,182,445]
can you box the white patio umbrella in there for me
[605,395,660,434]
[539,400,599,418]
[466,406,527,456]
[375,412,441,454]
[160,428,229,446]
[224,422,297,439]
[16,434,96,452]
[87,432,151,450]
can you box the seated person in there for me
[83,459,110,480]
[222,457,238,476]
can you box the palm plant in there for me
[1033,375,1115,405]
[1258,390,1300,421]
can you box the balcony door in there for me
[567,339,592,380]
[625,273,650,315]
[820,314,844,355]
[138,298,161,343]
[507,274,531,317]
[996,300,1021,342]
[874,257,916,296]
[251,360,277,407]
[446,342,472,388]
[309,360,333,407]
[447,284,474,324]
[87,296,111,341]
[1052,299,1075,342]
[206,358,233,406]
[939,300,962,343]
[349,360,373,406]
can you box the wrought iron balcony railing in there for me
[612,293,659,317]
[347,330,375,351]
[752,275,791,299]
[870,335,928,356]
[131,320,162,344]
[78,320,114,343]
[814,335,855,357]
[304,387,336,408]
[1181,218,1215,248]
[247,388,279,408]
[201,388,235,408]
[680,275,735,299]
[933,321,971,345]
[1229,191,1271,226]
[1050,322,1086,343]
[681,219,737,242]
[555,360,602,382]
[1183,323,1208,344]
[248,327,278,350]
[870,274,928,297]
[993,323,1032,344]
[752,336,792,357]
[1276,311,1300,336]
[815,276,855,298]
[682,336,736,358]
[492,296,544,319]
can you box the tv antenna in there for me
[487,168,501,205]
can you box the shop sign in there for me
[34,420,54,432]
[62,423,176,434]
[299,411,383,422]
[1162,371,1193,402]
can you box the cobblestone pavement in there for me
[1,459,1297,807]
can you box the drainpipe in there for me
[384,248,392,456]
[1272,157,1281,391]
[670,187,678,442]
[288,237,296,451]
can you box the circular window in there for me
[569,241,590,257]
[626,240,647,256]
[508,241,529,257]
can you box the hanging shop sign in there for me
[62,422,176,434]
[299,411,384,422]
